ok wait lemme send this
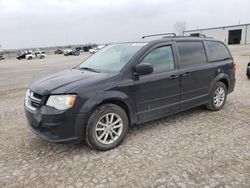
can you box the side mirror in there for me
[134,63,153,76]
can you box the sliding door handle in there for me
[182,72,191,77]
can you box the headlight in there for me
[25,89,30,106]
[46,95,76,110]
[25,89,30,99]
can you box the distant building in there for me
[183,23,250,45]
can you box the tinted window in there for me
[140,46,175,73]
[205,41,231,62]
[176,41,207,68]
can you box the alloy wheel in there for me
[95,113,123,145]
[213,87,225,107]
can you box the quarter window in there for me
[176,41,207,68]
[140,46,175,73]
[205,41,231,62]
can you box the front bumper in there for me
[24,105,85,143]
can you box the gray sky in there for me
[0,0,249,49]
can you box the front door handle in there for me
[182,72,191,77]
[170,75,179,79]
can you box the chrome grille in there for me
[25,90,42,110]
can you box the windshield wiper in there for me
[78,67,100,73]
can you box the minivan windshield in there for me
[79,43,147,73]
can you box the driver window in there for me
[140,46,175,73]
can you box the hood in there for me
[30,68,113,95]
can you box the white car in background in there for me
[63,49,73,56]
[89,48,99,54]
[89,45,106,54]
[26,51,46,60]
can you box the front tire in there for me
[206,82,227,111]
[85,104,129,151]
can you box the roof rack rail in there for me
[189,34,207,37]
[142,33,176,39]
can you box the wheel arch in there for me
[211,73,230,93]
[218,78,229,91]
[89,98,132,126]
[104,98,129,116]
[78,91,136,127]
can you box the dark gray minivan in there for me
[25,35,236,150]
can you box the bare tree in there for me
[174,21,186,36]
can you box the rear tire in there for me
[206,82,227,111]
[28,56,32,60]
[85,104,129,151]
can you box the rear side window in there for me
[204,41,231,62]
[176,41,207,68]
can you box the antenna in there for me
[142,33,176,39]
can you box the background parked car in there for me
[75,47,84,53]
[83,45,92,52]
[54,49,63,54]
[71,50,80,56]
[0,54,4,60]
[26,51,46,60]
[16,51,31,60]
[64,49,80,56]
[247,62,250,79]
[89,45,106,54]
[35,51,46,59]
[63,49,72,56]
[89,48,99,54]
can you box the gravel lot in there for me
[0,47,250,188]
